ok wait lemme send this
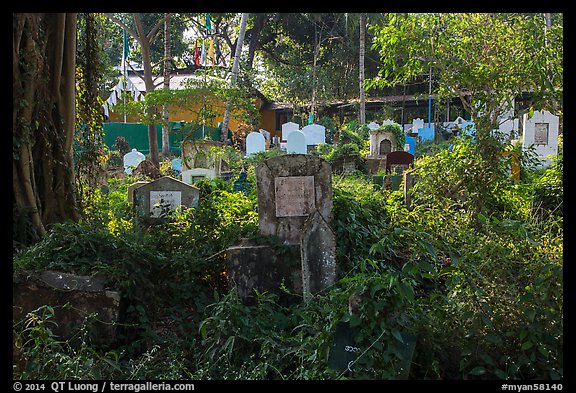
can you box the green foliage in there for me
[13,138,562,380]
[377,123,405,150]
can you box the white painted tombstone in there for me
[259,128,270,141]
[282,122,300,141]
[497,101,519,140]
[286,130,307,154]
[181,168,216,184]
[367,121,380,131]
[301,124,326,146]
[382,119,395,126]
[522,110,559,167]
[245,131,266,157]
[281,122,300,150]
[123,148,145,175]
[412,118,425,134]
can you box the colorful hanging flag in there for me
[205,13,211,33]
[215,38,225,66]
[122,29,130,76]
[208,39,216,65]
[194,41,200,66]
[200,40,206,65]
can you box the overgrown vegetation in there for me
[13,134,562,380]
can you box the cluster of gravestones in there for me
[15,111,559,375]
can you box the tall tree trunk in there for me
[13,13,79,245]
[134,13,160,167]
[162,13,172,159]
[220,13,248,144]
[359,13,366,125]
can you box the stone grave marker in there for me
[418,126,435,142]
[123,148,145,175]
[411,118,424,135]
[171,158,182,176]
[281,121,300,141]
[301,123,326,146]
[13,270,121,346]
[286,130,307,154]
[245,131,266,157]
[367,121,380,131]
[522,109,559,167]
[281,121,300,150]
[127,180,149,204]
[233,171,251,195]
[133,176,199,224]
[227,154,336,304]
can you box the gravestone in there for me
[286,130,307,154]
[404,135,416,155]
[133,176,199,223]
[522,109,559,167]
[386,151,414,174]
[123,148,145,175]
[13,271,121,346]
[301,124,326,146]
[246,131,266,157]
[367,121,380,131]
[281,122,300,150]
[226,239,302,305]
[227,154,336,303]
[366,123,401,174]
[127,180,149,204]
[171,158,182,176]
[411,118,424,135]
[180,139,230,183]
[281,121,300,141]
[418,127,435,142]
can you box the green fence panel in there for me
[102,122,228,156]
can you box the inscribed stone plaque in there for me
[534,123,549,145]
[274,176,315,217]
[150,190,182,218]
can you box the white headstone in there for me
[382,119,395,126]
[181,168,216,184]
[286,130,307,154]
[259,129,271,141]
[301,124,326,146]
[367,121,380,131]
[123,148,146,175]
[246,131,266,157]
[522,110,559,167]
[281,122,300,141]
[412,118,425,133]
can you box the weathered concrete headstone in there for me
[522,109,560,167]
[256,154,336,300]
[180,139,231,183]
[123,148,145,175]
[13,271,121,346]
[286,130,307,154]
[301,211,336,301]
[133,176,199,223]
[226,239,302,305]
[227,154,336,303]
[127,180,149,204]
[245,131,266,157]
